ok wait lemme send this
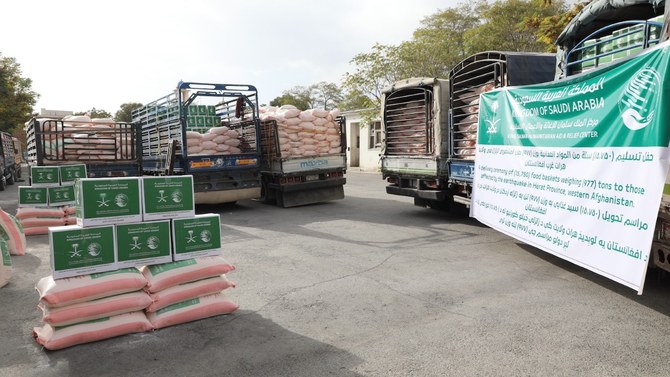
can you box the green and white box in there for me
[30,166,60,187]
[142,176,195,221]
[48,185,76,207]
[18,186,49,207]
[172,214,222,261]
[59,164,87,185]
[49,225,117,279]
[116,220,172,268]
[75,177,142,227]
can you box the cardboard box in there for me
[48,185,76,207]
[207,106,216,116]
[142,176,195,221]
[75,177,143,227]
[187,116,197,127]
[188,105,199,116]
[49,225,117,279]
[197,105,208,115]
[30,166,60,187]
[196,116,205,127]
[580,39,596,70]
[116,220,172,268]
[59,164,88,185]
[612,28,629,60]
[172,214,222,261]
[18,186,49,207]
[596,37,614,66]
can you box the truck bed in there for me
[24,118,141,177]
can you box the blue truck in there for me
[132,81,262,204]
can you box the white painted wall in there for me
[342,109,382,172]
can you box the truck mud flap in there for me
[386,186,447,201]
[194,187,261,204]
[278,185,344,208]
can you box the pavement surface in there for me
[2,170,670,377]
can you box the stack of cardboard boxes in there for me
[17,165,83,235]
[49,175,227,278]
[33,175,237,350]
[575,15,665,73]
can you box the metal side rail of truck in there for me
[555,0,670,273]
[24,117,141,178]
[380,77,453,210]
[448,51,556,208]
[258,117,347,207]
[133,81,261,204]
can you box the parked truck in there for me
[24,114,141,179]
[553,0,670,273]
[132,81,261,204]
[0,131,19,190]
[12,136,24,181]
[381,53,556,210]
[258,109,347,207]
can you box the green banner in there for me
[472,43,670,294]
[479,45,670,148]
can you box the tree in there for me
[465,0,568,53]
[525,0,590,52]
[0,53,38,133]
[309,81,343,110]
[115,102,143,122]
[75,108,113,119]
[269,86,312,110]
[342,43,405,111]
[399,3,483,78]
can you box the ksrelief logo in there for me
[147,236,159,250]
[171,190,183,203]
[619,67,660,131]
[87,243,102,257]
[115,193,129,207]
[200,230,211,243]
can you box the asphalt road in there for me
[2,170,670,377]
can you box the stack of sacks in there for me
[33,268,153,350]
[140,256,238,329]
[454,83,495,159]
[259,105,342,158]
[0,208,27,256]
[0,239,12,288]
[15,206,77,236]
[39,115,134,161]
[185,126,244,156]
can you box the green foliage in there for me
[466,0,569,53]
[0,53,38,133]
[342,43,405,112]
[310,81,343,110]
[269,86,312,110]
[401,3,483,77]
[270,82,343,110]
[525,0,590,51]
[115,102,143,122]
[74,108,113,119]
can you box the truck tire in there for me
[0,177,6,191]
[6,170,14,186]
[260,182,276,205]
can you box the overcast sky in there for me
[2,0,455,115]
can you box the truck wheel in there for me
[260,183,276,205]
[6,171,14,186]
[276,191,285,208]
[0,177,6,191]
